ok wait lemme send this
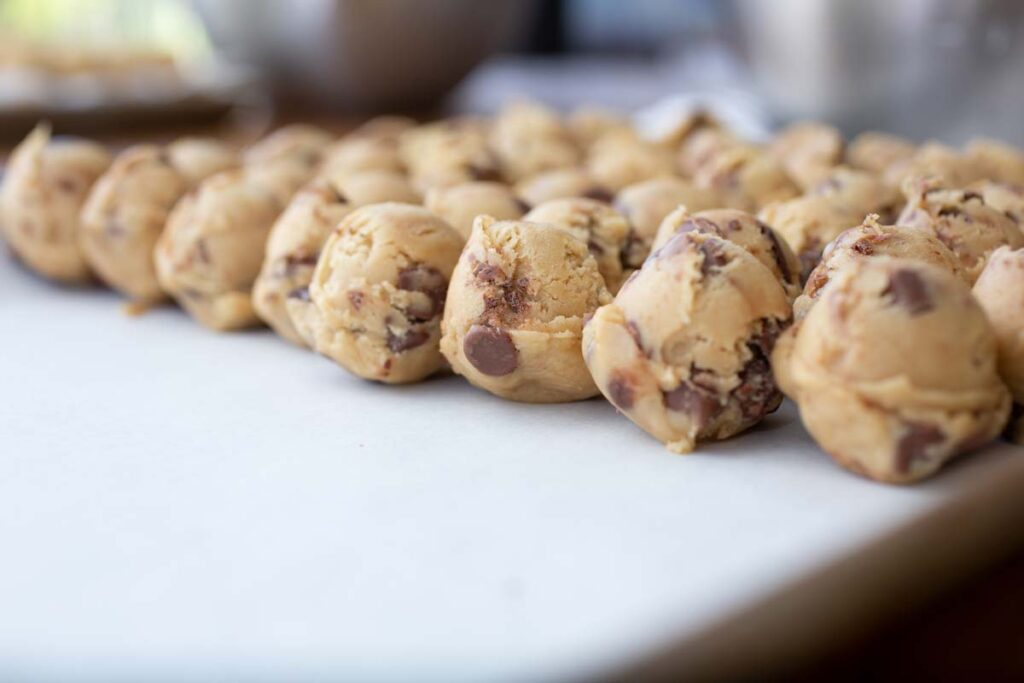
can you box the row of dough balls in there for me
[3,102,1024,485]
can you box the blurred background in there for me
[2,0,1024,144]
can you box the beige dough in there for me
[441,217,611,402]
[586,134,675,192]
[973,246,1024,442]
[770,121,844,190]
[424,181,527,239]
[806,165,902,220]
[243,124,333,167]
[80,140,236,303]
[614,176,726,268]
[693,146,800,212]
[566,106,632,149]
[489,101,579,182]
[307,203,464,383]
[515,167,612,206]
[845,131,916,176]
[330,170,420,206]
[252,178,353,346]
[0,124,111,283]
[884,142,982,190]
[970,180,1024,225]
[897,182,1024,283]
[758,195,865,281]
[795,214,965,319]
[321,137,405,180]
[523,197,630,291]
[965,138,1024,186]
[651,207,801,301]
[773,257,1009,484]
[677,128,746,177]
[583,229,792,453]
[400,118,501,191]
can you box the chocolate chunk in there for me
[387,328,430,353]
[726,219,743,232]
[938,206,963,218]
[473,261,504,283]
[663,382,720,429]
[468,164,501,182]
[398,264,448,321]
[883,269,932,315]
[583,186,614,203]
[288,286,311,301]
[626,320,646,355]
[798,241,822,283]
[463,325,518,376]
[347,290,364,310]
[852,238,874,255]
[607,370,636,410]
[895,422,945,473]
[621,230,647,268]
[282,252,319,275]
[514,197,532,214]
[676,217,721,237]
[482,277,530,324]
[962,190,982,202]
[733,353,779,421]
[587,240,604,256]
[697,239,728,275]
[759,221,792,283]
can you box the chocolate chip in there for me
[895,422,945,474]
[726,219,743,232]
[587,240,604,256]
[607,370,636,410]
[676,217,721,237]
[288,286,311,301]
[55,177,78,193]
[514,197,532,213]
[463,325,518,376]
[482,277,530,322]
[626,320,646,355]
[759,221,792,283]
[387,328,430,353]
[347,290,364,310]
[583,186,613,203]
[733,353,779,421]
[473,261,504,283]
[468,164,501,182]
[852,239,874,255]
[398,264,448,321]
[663,382,720,429]
[962,190,982,202]
[883,269,932,315]
[798,242,822,283]
[283,252,319,274]
[938,206,963,218]
[697,239,728,275]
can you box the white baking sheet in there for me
[2,259,1023,682]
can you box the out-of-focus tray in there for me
[2,261,1023,682]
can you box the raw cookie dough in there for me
[806,166,902,220]
[585,134,675,193]
[80,140,236,302]
[307,203,464,383]
[795,214,965,319]
[523,197,630,291]
[566,106,632,149]
[583,229,792,453]
[515,167,611,206]
[972,246,1024,442]
[884,142,981,190]
[154,166,288,330]
[970,180,1024,224]
[424,181,527,239]
[0,124,111,283]
[330,170,420,206]
[965,138,1024,186]
[897,182,1024,283]
[400,118,501,191]
[252,178,353,346]
[693,146,800,212]
[651,207,801,300]
[845,131,916,176]
[773,257,1009,484]
[757,195,864,281]
[441,217,611,402]
[243,124,333,167]
[770,121,844,190]
[614,176,725,268]
[489,101,580,181]
[677,128,745,177]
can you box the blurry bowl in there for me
[193,0,524,111]
[732,0,1024,143]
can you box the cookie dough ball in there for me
[243,124,333,166]
[885,142,982,190]
[321,136,405,180]
[972,247,1024,442]
[400,118,502,191]
[79,146,188,302]
[614,176,726,268]
[694,147,800,212]
[897,183,1024,283]
[758,195,864,280]
[846,131,916,176]
[807,166,902,220]
[515,167,612,206]
[307,203,463,383]
[567,106,632,149]
[677,128,746,177]
[970,180,1024,224]
[347,115,417,143]
[965,138,1024,186]
[583,230,792,453]
[652,207,801,300]
[424,181,526,240]
[770,121,844,190]
[489,101,580,181]
[0,125,111,283]
[252,179,353,346]
[155,168,285,330]
[441,217,611,402]
[586,135,675,193]
[164,138,237,187]
[796,215,965,319]
[331,170,420,207]
[773,257,1009,483]
[523,197,630,291]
